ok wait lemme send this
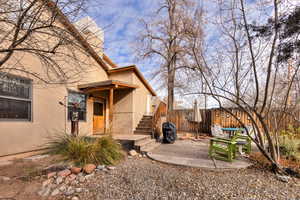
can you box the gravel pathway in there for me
[78,157,300,200]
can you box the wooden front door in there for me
[93,101,105,134]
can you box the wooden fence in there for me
[169,109,211,134]
[168,108,300,135]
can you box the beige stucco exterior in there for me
[108,71,153,135]
[0,14,155,157]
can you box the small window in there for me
[0,73,32,121]
[93,102,103,116]
[67,91,86,121]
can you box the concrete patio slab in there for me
[147,139,252,169]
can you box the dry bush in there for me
[45,134,124,166]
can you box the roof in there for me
[45,1,110,71]
[103,54,118,68]
[108,65,157,96]
[78,80,139,93]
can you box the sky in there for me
[83,0,299,108]
[83,0,263,108]
[87,0,156,70]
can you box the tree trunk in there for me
[167,65,175,120]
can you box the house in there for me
[0,4,157,157]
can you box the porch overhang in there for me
[78,80,139,93]
[78,80,138,135]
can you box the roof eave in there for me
[44,0,110,72]
[108,65,157,96]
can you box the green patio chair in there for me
[209,137,237,162]
[209,129,252,162]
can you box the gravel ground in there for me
[78,157,300,200]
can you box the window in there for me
[67,91,86,121]
[0,73,32,121]
[93,102,103,116]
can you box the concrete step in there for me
[134,130,152,135]
[138,121,152,126]
[141,142,161,154]
[142,116,153,119]
[137,125,152,129]
[134,138,156,151]
[133,135,152,142]
[135,127,152,132]
[138,123,152,128]
[139,119,152,124]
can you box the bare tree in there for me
[137,0,204,116]
[0,0,102,84]
[185,0,300,173]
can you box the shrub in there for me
[280,125,300,139]
[94,136,125,165]
[45,134,124,166]
[279,126,300,161]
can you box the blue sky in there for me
[88,0,156,69]
[83,0,299,107]
[84,0,223,104]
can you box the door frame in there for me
[93,98,106,135]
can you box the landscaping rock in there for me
[129,149,137,156]
[47,172,56,179]
[107,166,116,170]
[75,187,83,193]
[78,176,86,183]
[70,180,78,186]
[24,154,49,161]
[59,185,67,192]
[71,196,80,200]
[83,164,96,174]
[51,188,60,196]
[276,175,290,183]
[38,186,52,197]
[71,167,82,174]
[42,178,53,187]
[65,186,75,196]
[85,173,94,180]
[64,178,70,185]
[0,176,11,181]
[58,169,71,177]
[56,176,64,184]
[68,174,77,181]
[97,165,105,170]
[44,164,68,172]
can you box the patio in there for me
[147,138,252,169]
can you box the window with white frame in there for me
[0,73,32,121]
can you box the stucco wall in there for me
[108,72,134,135]
[112,89,134,135]
[132,74,152,131]
[0,49,108,156]
[108,70,153,134]
[108,71,133,83]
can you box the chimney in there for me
[74,16,104,58]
